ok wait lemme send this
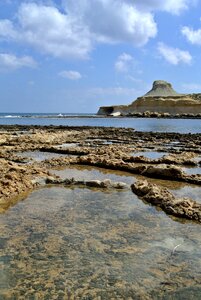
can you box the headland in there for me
[97,80,201,118]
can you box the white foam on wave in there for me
[4,115,21,118]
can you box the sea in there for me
[0,112,201,133]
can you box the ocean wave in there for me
[4,115,21,118]
[0,113,96,119]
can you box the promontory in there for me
[97,80,201,117]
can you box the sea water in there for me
[0,113,201,133]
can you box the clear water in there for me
[55,143,78,149]
[171,185,201,203]
[19,151,69,162]
[1,185,201,299]
[132,151,167,159]
[1,166,201,298]
[0,113,201,133]
[52,165,201,204]
[183,166,201,176]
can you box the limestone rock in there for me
[97,80,201,116]
[144,80,179,97]
[131,180,201,222]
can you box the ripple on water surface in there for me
[1,167,201,298]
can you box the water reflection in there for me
[19,150,68,162]
[132,151,167,159]
[53,164,200,191]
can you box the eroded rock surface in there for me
[131,180,201,222]
[0,158,51,211]
[46,177,128,189]
[0,125,201,221]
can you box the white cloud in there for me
[64,0,157,46]
[182,26,201,45]
[124,0,195,15]
[0,1,196,60]
[0,1,157,59]
[115,53,133,73]
[158,43,192,65]
[59,70,82,80]
[0,20,17,40]
[0,3,92,59]
[0,53,37,69]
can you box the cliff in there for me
[97,80,201,116]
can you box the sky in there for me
[0,0,201,113]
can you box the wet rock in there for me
[160,152,197,166]
[0,125,201,210]
[141,164,184,179]
[45,177,128,190]
[31,177,47,186]
[131,180,201,222]
[85,180,103,188]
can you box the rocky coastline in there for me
[97,80,201,117]
[0,124,201,223]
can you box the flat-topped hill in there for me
[97,80,201,117]
[144,80,180,97]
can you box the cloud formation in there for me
[0,1,195,60]
[130,0,194,15]
[115,53,133,73]
[182,26,201,45]
[158,43,192,65]
[0,1,157,59]
[64,0,157,46]
[0,53,37,70]
[59,70,82,80]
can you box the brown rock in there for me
[131,180,201,222]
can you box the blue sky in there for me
[0,0,201,113]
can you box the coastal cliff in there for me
[97,80,201,116]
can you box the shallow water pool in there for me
[0,187,201,299]
[18,150,68,162]
[1,168,201,298]
[132,151,167,160]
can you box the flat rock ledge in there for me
[45,177,128,190]
[77,156,201,185]
[131,180,201,222]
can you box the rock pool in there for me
[0,167,201,299]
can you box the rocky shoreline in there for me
[1,125,201,222]
[97,80,201,117]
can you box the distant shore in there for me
[1,113,201,119]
